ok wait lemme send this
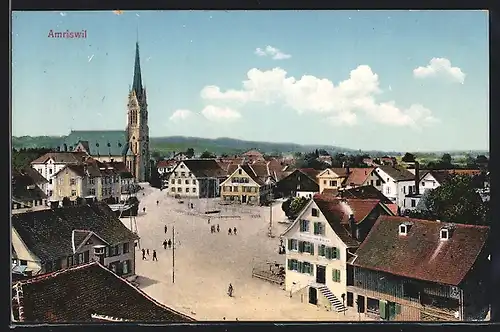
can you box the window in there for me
[185,179,190,184]
[177,179,181,184]
[403,186,406,194]
[332,269,341,282]
[422,182,425,187]
[70,178,76,185]
[171,187,175,192]
[171,179,175,184]
[186,188,190,193]
[122,260,130,274]
[288,239,298,251]
[181,172,185,177]
[386,187,391,194]
[298,241,314,254]
[123,242,130,254]
[193,187,197,192]
[83,250,90,263]
[311,208,319,217]
[233,186,238,192]
[313,222,325,235]
[376,179,381,186]
[49,169,53,174]
[89,177,95,184]
[177,187,181,192]
[109,245,120,257]
[301,262,313,275]
[44,261,53,272]
[48,190,53,196]
[193,179,196,185]
[180,164,184,168]
[440,228,449,240]
[20,259,27,266]
[49,179,52,184]
[366,297,380,314]
[323,246,339,259]
[399,224,407,236]
[299,219,310,232]
[411,199,416,207]
[67,256,74,267]
[238,169,242,175]
[188,172,192,177]
[288,259,298,271]
[323,180,327,185]
[77,253,84,264]
[329,180,337,187]
[71,190,77,196]
[370,180,374,186]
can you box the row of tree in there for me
[12,147,54,170]
[295,150,372,170]
[402,152,489,170]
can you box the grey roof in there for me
[59,130,129,156]
[11,202,139,262]
[378,166,415,181]
[179,159,226,178]
[12,171,48,203]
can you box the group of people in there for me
[141,248,158,261]
[207,218,237,235]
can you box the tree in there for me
[282,196,310,219]
[185,148,195,158]
[150,151,162,162]
[281,198,292,215]
[402,152,415,163]
[441,153,452,165]
[200,151,216,159]
[410,175,489,225]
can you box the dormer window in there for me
[440,228,450,240]
[399,224,408,236]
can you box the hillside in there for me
[12,135,360,156]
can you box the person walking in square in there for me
[152,250,158,261]
[163,240,167,250]
[233,227,237,235]
[146,248,150,256]
[143,207,146,214]
[156,200,159,206]
[227,283,233,297]
[228,228,232,235]
[164,225,168,234]
[208,218,211,224]
[142,248,146,260]
[168,239,172,248]
[216,224,220,233]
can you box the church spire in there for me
[132,41,143,96]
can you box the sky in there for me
[12,10,489,152]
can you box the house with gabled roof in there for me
[12,169,49,214]
[219,163,276,205]
[317,168,349,194]
[11,262,195,323]
[275,168,320,199]
[241,149,265,163]
[167,159,226,198]
[375,166,417,209]
[343,167,385,192]
[347,216,490,321]
[280,194,394,313]
[11,202,139,278]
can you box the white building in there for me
[167,159,226,198]
[30,152,89,199]
[374,166,417,209]
[281,197,363,313]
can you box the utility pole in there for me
[268,193,274,238]
[172,225,175,284]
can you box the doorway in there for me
[316,265,326,284]
[347,292,354,307]
[357,295,365,313]
[309,287,318,305]
[242,195,247,203]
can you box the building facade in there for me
[275,168,320,199]
[167,160,225,198]
[317,168,348,194]
[219,164,275,204]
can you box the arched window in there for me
[130,110,138,125]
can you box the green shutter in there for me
[310,243,314,255]
[298,261,303,273]
[313,222,319,234]
[288,259,292,270]
[319,245,325,256]
[310,264,314,276]
[332,269,336,281]
[380,300,387,320]
[325,247,331,259]
[298,241,303,253]
[336,247,341,259]
[288,239,292,250]
[395,303,401,315]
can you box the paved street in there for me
[122,184,367,321]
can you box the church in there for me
[57,42,151,182]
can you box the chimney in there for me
[414,161,420,195]
[349,214,356,239]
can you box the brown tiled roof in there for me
[12,262,195,323]
[12,172,48,203]
[321,188,338,196]
[31,152,89,164]
[351,216,490,286]
[345,168,375,187]
[425,169,482,185]
[21,168,48,185]
[11,203,139,262]
[249,162,270,178]
[157,160,177,168]
[298,168,321,183]
[378,166,415,181]
[240,164,265,186]
[242,149,263,157]
[339,185,393,204]
[181,159,226,178]
[327,168,350,177]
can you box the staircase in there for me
[317,285,346,313]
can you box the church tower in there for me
[126,42,150,182]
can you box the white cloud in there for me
[201,105,241,122]
[200,65,437,128]
[254,45,291,60]
[169,109,192,121]
[413,58,466,84]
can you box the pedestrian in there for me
[228,228,232,235]
[157,200,159,206]
[208,218,211,224]
[163,240,167,249]
[147,248,150,256]
[217,224,220,233]
[210,226,213,234]
[164,225,168,234]
[227,283,233,297]
[191,203,194,209]
[152,250,158,261]
[168,239,172,248]
[143,207,146,213]
[142,248,146,260]
[233,227,237,235]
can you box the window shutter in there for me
[313,222,319,235]
[310,265,314,276]
[337,270,341,282]
[288,239,292,250]
[325,247,331,259]
[298,241,304,253]
[380,300,387,320]
[332,269,335,281]
[298,261,303,273]
[332,247,337,259]
[395,303,401,315]
[319,245,325,256]
[288,259,292,270]
[309,243,314,255]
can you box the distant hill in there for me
[12,135,360,156]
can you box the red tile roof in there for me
[351,216,489,286]
[12,262,195,322]
[313,194,382,225]
[156,160,177,168]
[345,168,375,186]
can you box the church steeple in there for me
[132,42,143,96]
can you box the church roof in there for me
[59,131,129,157]
[132,42,144,97]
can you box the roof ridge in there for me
[17,262,98,286]
[380,215,490,229]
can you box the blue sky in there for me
[12,10,488,151]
